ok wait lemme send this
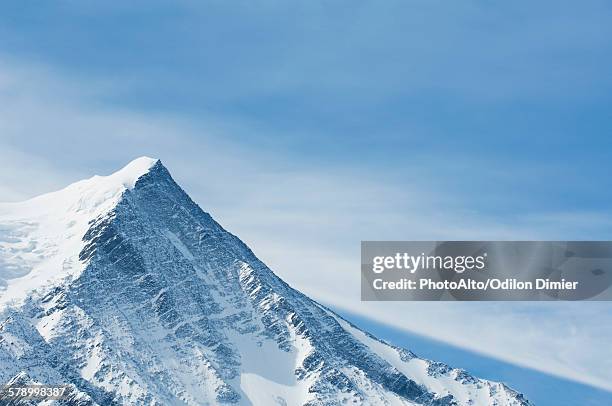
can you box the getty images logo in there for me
[372,252,488,274]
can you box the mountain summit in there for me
[0,158,530,405]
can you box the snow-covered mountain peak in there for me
[0,159,531,405]
[0,157,160,309]
[111,156,160,187]
[1,156,159,214]
[76,155,160,193]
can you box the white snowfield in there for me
[0,157,531,406]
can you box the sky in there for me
[1,0,612,400]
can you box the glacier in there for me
[0,157,531,405]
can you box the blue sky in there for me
[1,1,612,221]
[1,1,612,401]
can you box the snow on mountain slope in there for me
[0,157,158,309]
[0,158,531,405]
